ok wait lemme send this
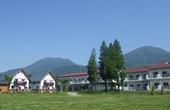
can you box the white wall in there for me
[9,71,29,90]
[40,73,56,90]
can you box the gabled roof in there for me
[16,69,31,82]
[42,72,58,82]
[63,72,88,77]
[126,68,149,73]
[48,72,58,82]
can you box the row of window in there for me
[69,78,88,83]
[127,71,170,80]
[127,74,147,80]
[125,82,169,89]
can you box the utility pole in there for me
[144,53,147,66]
[79,65,82,73]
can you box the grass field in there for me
[0,92,170,110]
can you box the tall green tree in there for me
[99,40,124,92]
[113,39,124,91]
[99,41,108,91]
[106,43,117,90]
[99,42,117,91]
[87,48,98,90]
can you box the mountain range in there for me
[1,46,170,80]
[0,57,87,80]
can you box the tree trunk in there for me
[121,80,124,92]
[104,81,107,92]
[90,84,93,91]
[95,82,97,91]
[117,78,120,91]
[118,84,120,91]
[107,80,110,92]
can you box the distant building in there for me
[9,69,31,92]
[63,72,89,91]
[0,81,9,93]
[124,62,170,91]
[40,72,56,93]
[63,72,108,91]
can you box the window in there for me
[162,71,168,77]
[78,79,81,82]
[124,83,127,87]
[130,84,134,89]
[142,74,147,80]
[153,72,158,78]
[137,84,141,90]
[129,75,133,80]
[137,84,141,87]
[163,82,169,88]
[136,75,140,79]
[154,83,159,89]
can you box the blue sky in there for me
[0,0,170,72]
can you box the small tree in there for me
[59,78,69,92]
[151,85,155,95]
[4,74,12,82]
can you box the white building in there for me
[40,72,56,92]
[63,72,108,91]
[9,69,31,92]
[63,72,90,91]
[124,62,170,91]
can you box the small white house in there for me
[9,69,31,92]
[40,72,56,93]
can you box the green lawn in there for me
[0,92,170,110]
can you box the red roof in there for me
[150,63,170,69]
[126,62,170,73]
[126,68,149,73]
[64,72,88,77]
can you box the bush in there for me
[151,85,155,95]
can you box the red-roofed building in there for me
[124,62,170,91]
[124,67,149,91]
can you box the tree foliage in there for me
[4,74,12,82]
[99,41,109,91]
[99,39,124,91]
[113,39,124,91]
[87,48,98,90]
